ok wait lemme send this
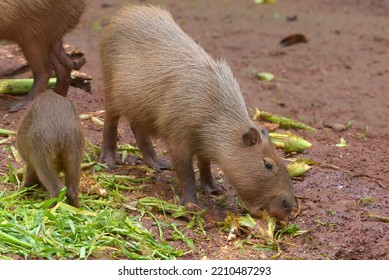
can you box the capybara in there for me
[17,90,84,207]
[0,0,85,112]
[99,5,294,220]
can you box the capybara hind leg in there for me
[198,157,223,195]
[63,152,82,207]
[49,40,73,96]
[99,112,120,169]
[131,125,171,171]
[31,155,63,204]
[23,164,40,187]
[9,41,51,112]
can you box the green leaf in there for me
[335,137,348,147]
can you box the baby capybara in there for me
[17,90,84,207]
[99,5,294,220]
[0,0,85,112]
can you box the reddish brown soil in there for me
[0,0,388,259]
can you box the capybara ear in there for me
[242,127,260,147]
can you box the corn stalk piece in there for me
[286,162,311,177]
[0,78,57,95]
[253,108,316,132]
[270,132,312,152]
[0,128,16,136]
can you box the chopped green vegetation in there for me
[315,220,336,228]
[220,211,309,258]
[335,137,348,148]
[0,187,183,259]
[362,213,389,223]
[0,141,204,259]
[358,196,373,205]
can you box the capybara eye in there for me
[263,159,273,170]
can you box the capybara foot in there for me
[154,157,172,170]
[182,201,203,212]
[143,156,171,172]
[9,99,30,112]
[201,183,224,196]
[99,150,118,169]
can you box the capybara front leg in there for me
[198,157,223,196]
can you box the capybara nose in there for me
[267,198,293,221]
[282,199,292,213]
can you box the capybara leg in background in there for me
[0,0,85,112]
[198,158,224,196]
[98,111,120,169]
[9,40,52,112]
[131,124,171,172]
[49,40,74,97]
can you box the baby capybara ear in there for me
[242,127,260,147]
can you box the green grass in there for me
[0,186,187,259]
[0,142,203,260]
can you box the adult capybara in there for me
[17,90,84,207]
[0,0,85,112]
[99,5,294,220]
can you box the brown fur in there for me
[99,5,294,220]
[0,0,85,112]
[17,90,84,207]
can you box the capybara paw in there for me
[144,157,171,172]
[98,152,117,169]
[209,187,224,196]
[201,183,224,196]
[9,99,29,112]
[179,195,203,211]
[182,201,203,212]
[154,157,172,170]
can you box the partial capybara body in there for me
[17,90,84,207]
[99,5,294,220]
[0,0,85,112]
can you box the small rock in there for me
[331,123,347,131]
[286,15,298,21]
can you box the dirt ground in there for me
[0,0,388,259]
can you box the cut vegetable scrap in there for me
[286,162,311,177]
[270,132,312,152]
[335,137,348,147]
[222,211,308,257]
[253,108,316,132]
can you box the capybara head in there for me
[221,127,294,220]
